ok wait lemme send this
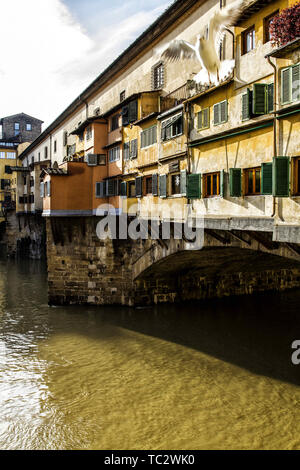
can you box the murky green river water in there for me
[0,257,299,450]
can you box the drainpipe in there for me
[79,95,89,120]
[224,28,235,61]
[267,55,278,218]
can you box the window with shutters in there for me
[161,114,183,141]
[244,167,261,195]
[141,125,157,148]
[0,152,5,159]
[108,146,120,163]
[152,62,164,89]
[197,108,210,130]
[203,172,220,197]
[213,100,228,125]
[128,181,136,198]
[241,84,273,120]
[281,64,300,105]
[242,26,255,55]
[145,176,153,195]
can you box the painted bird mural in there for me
[158,0,250,86]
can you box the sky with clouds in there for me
[0,0,174,129]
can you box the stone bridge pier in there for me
[46,216,300,307]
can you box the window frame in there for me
[213,100,228,125]
[161,113,183,141]
[153,62,164,90]
[170,172,181,196]
[145,176,153,195]
[241,25,255,55]
[26,123,32,131]
[128,180,136,198]
[244,167,261,196]
[111,114,120,132]
[141,125,157,149]
[203,172,221,198]
[197,107,210,130]
[263,10,279,44]
[108,145,120,163]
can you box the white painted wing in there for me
[160,39,198,62]
[209,0,249,50]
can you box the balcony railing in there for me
[160,84,188,113]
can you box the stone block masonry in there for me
[5,212,46,259]
[46,217,300,307]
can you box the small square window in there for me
[26,123,32,131]
[153,63,164,89]
[120,91,126,102]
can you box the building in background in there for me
[0,113,43,144]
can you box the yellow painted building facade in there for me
[0,144,18,219]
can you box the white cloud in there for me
[0,0,170,129]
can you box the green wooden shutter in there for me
[152,173,158,196]
[159,174,167,198]
[273,156,290,197]
[128,100,138,123]
[220,170,225,198]
[292,64,300,102]
[281,68,291,104]
[267,83,274,113]
[120,181,127,197]
[123,142,130,160]
[187,174,201,199]
[197,111,202,129]
[220,100,228,123]
[180,170,187,196]
[213,103,220,125]
[135,176,143,198]
[203,108,209,128]
[253,83,267,114]
[261,162,273,195]
[229,168,242,197]
[242,90,250,121]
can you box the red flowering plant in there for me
[269,2,300,47]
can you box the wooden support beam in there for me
[206,229,230,245]
[230,230,251,246]
[246,231,279,251]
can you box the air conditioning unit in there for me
[87,154,98,166]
